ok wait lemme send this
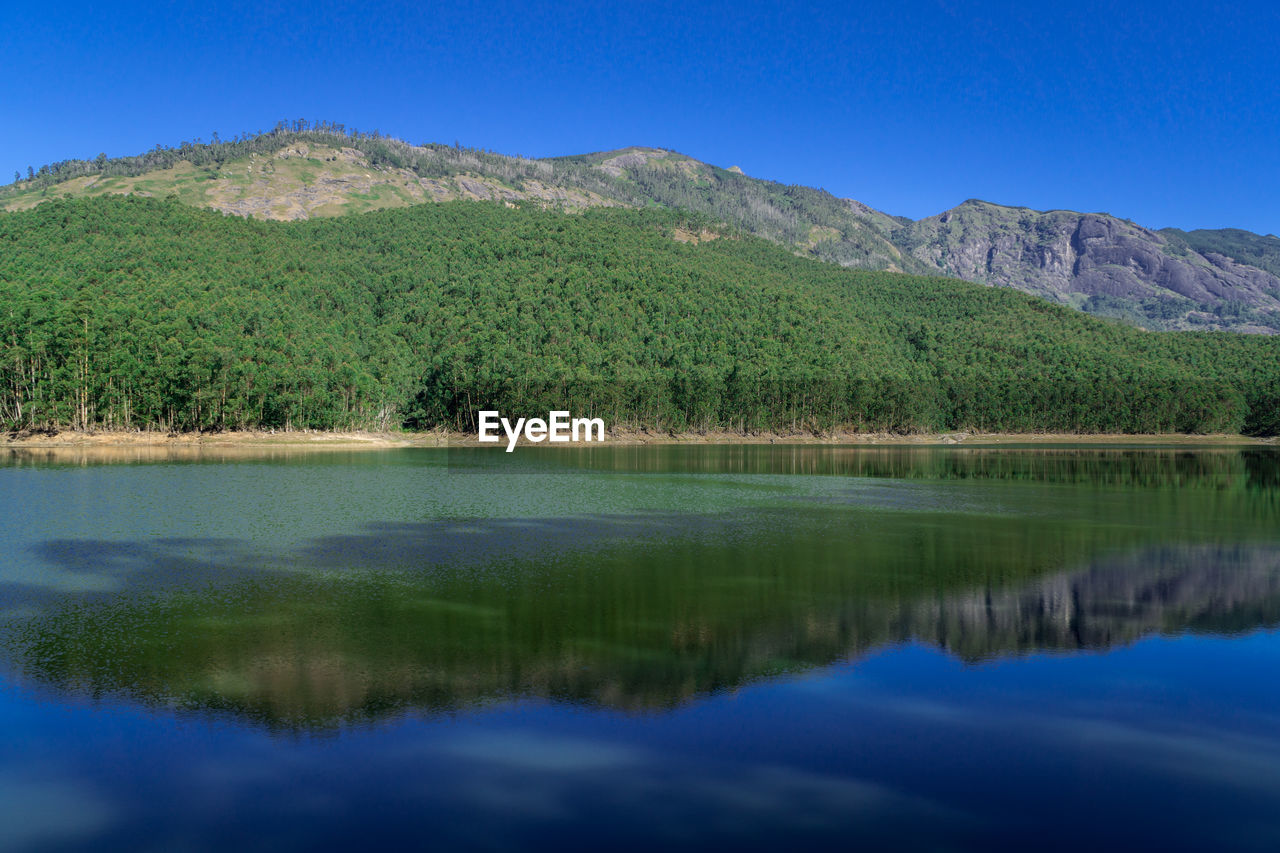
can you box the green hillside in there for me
[9,125,1280,334]
[1,196,1278,436]
[0,125,915,272]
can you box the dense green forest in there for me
[1,196,1278,435]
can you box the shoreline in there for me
[3,427,1274,450]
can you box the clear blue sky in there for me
[4,0,1278,234]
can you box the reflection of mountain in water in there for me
[906,545,1280,661]
[7,501,1279,730]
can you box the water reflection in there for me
[447,443,1280,487]
[7,442,1278,490]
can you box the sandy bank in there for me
[4,427,1273,452]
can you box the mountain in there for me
[4,124,1279,333]
[0,128,922,275]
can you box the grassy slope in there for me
[3,144,542,220]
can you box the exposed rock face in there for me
[596,148,668,177]
[901,201,1280,332]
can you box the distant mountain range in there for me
[6,125,1279,333]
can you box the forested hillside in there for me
[1,196,1277,436]
[6,124,1280,334]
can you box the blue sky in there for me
[4,0,1278,233]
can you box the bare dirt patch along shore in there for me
[2,428,443,447]
[4,427,1273,452]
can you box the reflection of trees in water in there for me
[524,445,1279,487]
[1245,449,1280,492]
[7,495,1280,731]
[4,444,1276,487]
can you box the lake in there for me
[1,445,1279,851]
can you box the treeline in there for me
[0,196,1277,435]
[1,119,612,197]
[2,120,535,196]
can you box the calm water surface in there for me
[1,445,1279,851]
